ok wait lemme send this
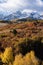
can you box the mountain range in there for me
[0,11,43,20]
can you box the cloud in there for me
[0,0,7,3]
[22,9,37,13]
[0,0,22,9]
[0,0,43,15]
[36,0,43,6]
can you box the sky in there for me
[0,0,43,15]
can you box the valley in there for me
[0,20,43,65]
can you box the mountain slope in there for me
[0,11,43,20]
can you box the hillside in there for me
[0,20,43,65]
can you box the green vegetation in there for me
[13,29,17,35]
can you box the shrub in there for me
[13,29,17,35]
[1,47,13,64]
[24,51,39,65]
[13,54,24,65]
[13,51,39,65]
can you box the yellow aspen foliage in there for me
[13,54,24,65]
[24,52,32,65]
[30,51,39,65]
[1,47,13,64]
[24,51,39,65]
[13,51,39,65]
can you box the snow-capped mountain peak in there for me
[29,12,41,19]
[0,10,43,20]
